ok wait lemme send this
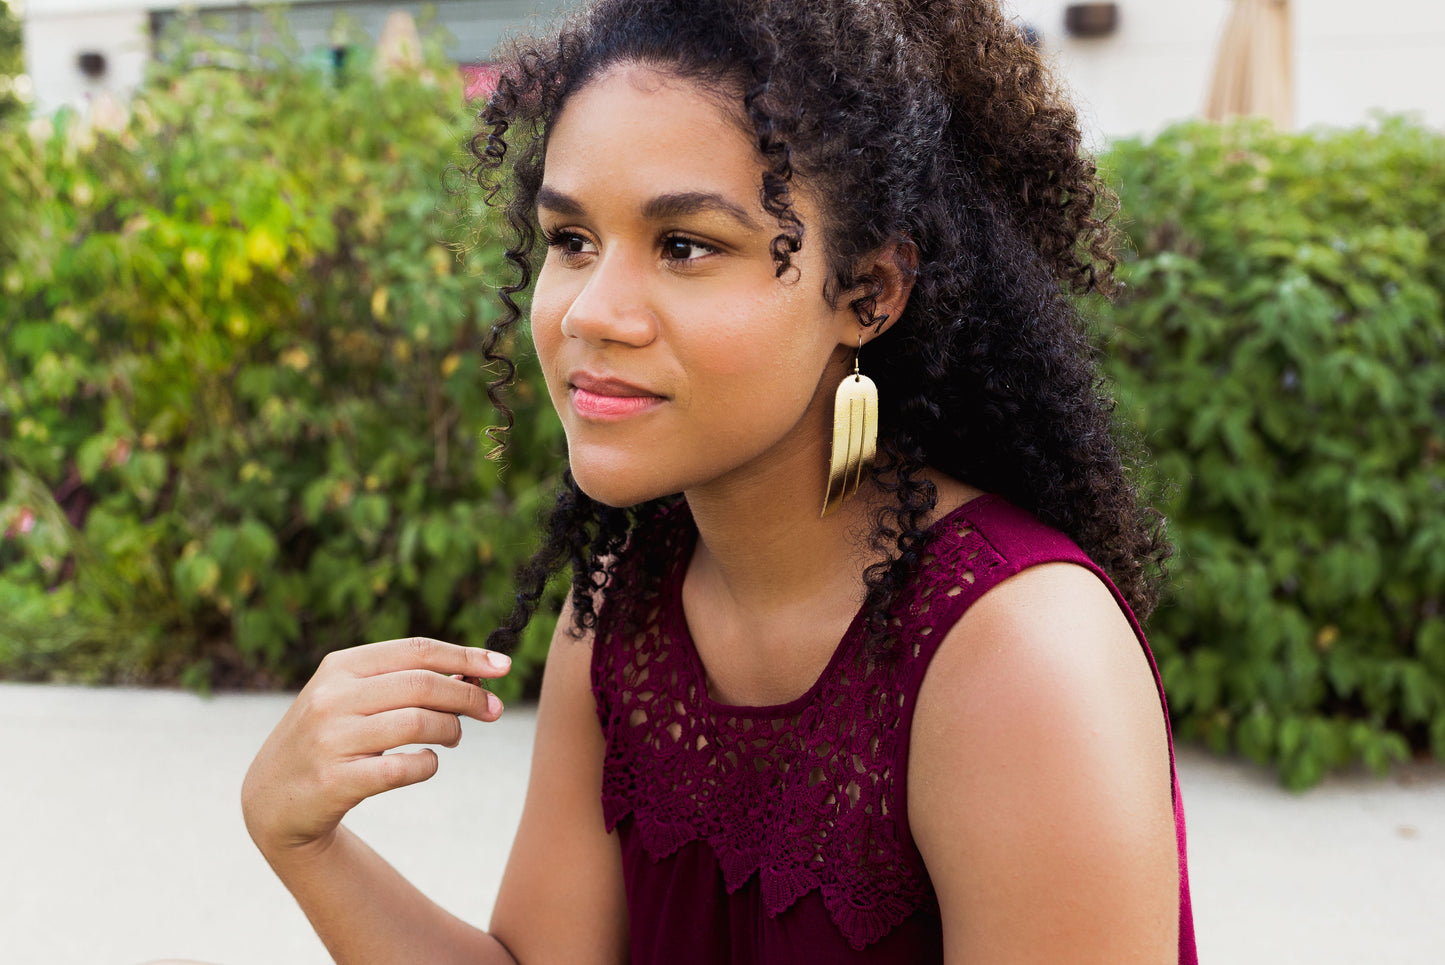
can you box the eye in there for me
[544,229,596,261]
[660,235,716,262]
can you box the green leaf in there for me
[172,552,221,608]
[1431,714,1445,763]
[1235,710,1275,766]
[421,514,451,558]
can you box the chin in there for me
[567,457,677,510]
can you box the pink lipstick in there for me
[568,372,665,420]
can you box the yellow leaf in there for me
[244,227,284,269]
[371,286,390,319]
[222,253,253,288]
[196,559,220,599]
[441,353,461,377]
[429,245,452,278]
[280,346,311,371]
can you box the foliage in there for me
[3,21,1443,790]
[0,0,24,123]
[1098,117,1445,788]
[0,19,565,699]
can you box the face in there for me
[531,63,858,508]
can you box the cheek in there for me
[730,298,838,400]
[528,279,569,392]
[689,289,829,381]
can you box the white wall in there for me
[24,0,1445,134]
[1293,0,1445,133]
[22,6,151,115]
[1007,0,1445,145]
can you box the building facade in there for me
[21,0,1445,139]
[22,0,567,115]
[1013,0,1445,145]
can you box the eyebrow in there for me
[536,187,761,231]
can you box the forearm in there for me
[259,823,517,965]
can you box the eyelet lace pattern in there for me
[592,500,1007,950]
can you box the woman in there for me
[240,0,1197,962]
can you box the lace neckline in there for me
[665,492,999,717]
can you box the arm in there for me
[242,637,517,965]
[241,598,627,965]
[909,563,1178,964]
[488,597,629,963]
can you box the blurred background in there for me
[11,0,1445,138]
[1,0,1444,961]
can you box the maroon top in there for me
[591,494,1198,964]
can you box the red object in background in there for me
[461,63,502,101]
[3,506,37,538]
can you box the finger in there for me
[357,668,503,722]
[342,706,466,756]
[344,749,442,797]
[334,637,512,680]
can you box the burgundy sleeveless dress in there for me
[590,494,1198,963]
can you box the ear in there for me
[835,237,919,347]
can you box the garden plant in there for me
[1101,117,1445,788]
[0,20,565,700]
[1,24,1442,785]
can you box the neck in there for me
[681,453,982,622]
[685,467,879,620]
[675,443,981,704]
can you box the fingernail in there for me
[486,691,504,716]
[486,650,511,672]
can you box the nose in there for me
[559,250,659,348]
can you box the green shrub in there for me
[1099,117,1445,788]
[5,23,1443,789]
[0,0,22,123]
[0,21,564,699]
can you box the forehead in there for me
[542,64,762,203]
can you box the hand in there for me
[241,637,510,860]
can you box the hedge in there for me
[0,23,566,700]
[2,23,1442,785]
[0,0,22,124]
[1099,117,1445,788]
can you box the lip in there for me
[567,370,666,421]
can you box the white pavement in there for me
[2,681,1443,965]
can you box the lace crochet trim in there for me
[593,499,1008,950]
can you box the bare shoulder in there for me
[908,562,1178,963]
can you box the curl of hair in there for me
[471,0,1169,655]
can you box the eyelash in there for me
[541,228,589,256]
[542,229,717,264]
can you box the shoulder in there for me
[909,561,1167,794]
[906,561,1178,960]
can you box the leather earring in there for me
[821,333,878,517]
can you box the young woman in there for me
[239,0,1197,962]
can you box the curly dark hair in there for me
[471,0,1170,654]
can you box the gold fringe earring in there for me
[821,334,878,517]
